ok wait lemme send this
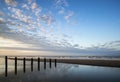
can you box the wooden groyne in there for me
[5,56,57,77]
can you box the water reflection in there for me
[0,57,120,82]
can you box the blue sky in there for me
[0,0,120,56]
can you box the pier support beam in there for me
[15,57,17,75]
[23,58,26,73]
[55,59,57,67]
[49,59,51,68]
[5,56,7,77]
[38,57,40,71]
[44,58,46,69]
[31,58,33,72]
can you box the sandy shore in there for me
[56,59,120,67]
[8,57,120,68]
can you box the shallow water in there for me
[0,57,120,82]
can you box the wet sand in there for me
[56,59,120,67]
[9,58,120,67]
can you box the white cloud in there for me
[64,11,74,22]
[47,15,54,25]
[0,0,120,56]
[1,0,82,52]
[5,0,17,6]
[41,14,54,25]
[8,7,33,24]
[0,37,32,48]
[22,4,30,10]
[54,0,74,23]
[1,23,120,56]
[31,2,37,10]
[2,0,71,50]
[55,0,68,7]
[11,8,22,16]
[35,7,42,17]
[0,18,6,24]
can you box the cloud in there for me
[7,2,53,26]
[22,4,30,10]
[0,24,51,49]
[103,41,120,50]
[28,0,32,4]
[0,18,6,24]
[54,0,75,24]
[90,41,120,50]
[41,14,54,25]
[5,0,17,6]
[64,11,74,22]
[4,2,55,47]
[1,0,120,56]
[0,12,4,16]
[55,0,68,8]
[73,44,79,48]
[0,21,80,55]
[0,24,120,56]
[62,34,71,38]
[35,7,42,17]
[31,2,37,10]
[8,7,33,25]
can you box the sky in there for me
[0,0,120,56]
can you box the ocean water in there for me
[0,57,120,82]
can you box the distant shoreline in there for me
[8,57,120,68]
[57,59,120,68]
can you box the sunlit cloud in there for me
[0,0,120,56]
[0,49,54,56]
[55,0,68,8]
[5,0,17,6]
[0,18,5,24]
[0,37,32,48]
[31,2,37,10]
[41,14,54,25]
[22,4,30,10]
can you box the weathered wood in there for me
[49,59,51,68]
[15,57,17,75]
[38,57,40,71]
[5,56,7,77]
[55,59,57,67]
[23,58,26,73]
[31,58,33,72]
[44,58,46,69]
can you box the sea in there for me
[0,56,120,82]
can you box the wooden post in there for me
[55,59,57,67]
[44,58,46,69]
[15,57,17,75]
[38,57,40,71]
[49,59,51,68]
[31,58,33,72]
[23,58,26,73]
[5,56,7,77]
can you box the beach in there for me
[9,57,120,68]
[56,59,120,67]
[0,57,120,82]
